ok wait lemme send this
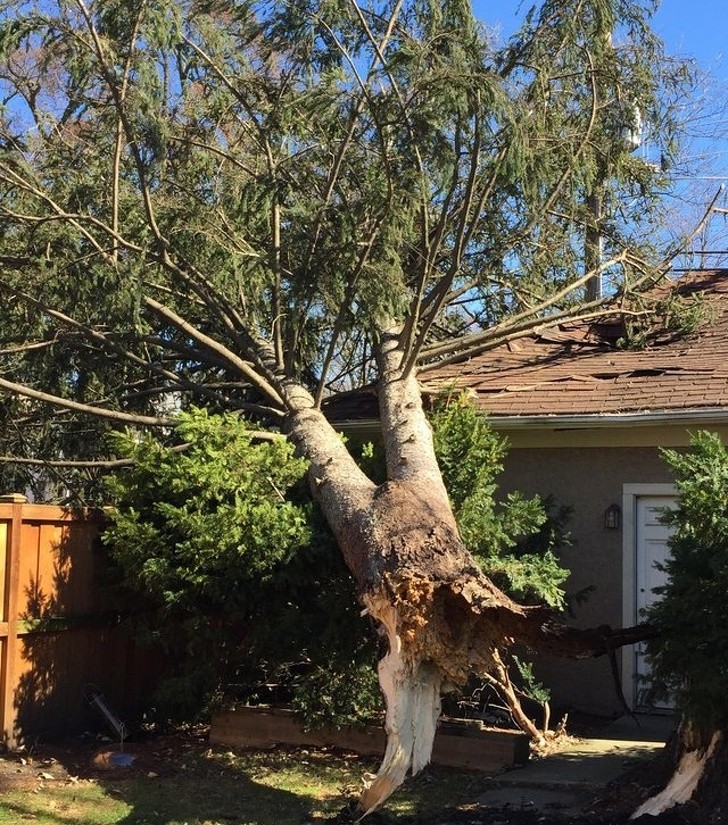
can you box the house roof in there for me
[419,269,728,424]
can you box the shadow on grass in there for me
[0,732,370,825]
[109,754,312,825]
[95,745,497,825]
[0,730,501,825]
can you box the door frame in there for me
[621,483,677,709]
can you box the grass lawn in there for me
[0,735,496,825]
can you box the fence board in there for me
[0,499,23,747]
[0,496,162,748]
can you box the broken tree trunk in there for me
[631,722,728,820]
[284,328,652,817]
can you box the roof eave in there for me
[333,407,728,435]
[467,407,728,431]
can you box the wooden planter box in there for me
[210,706,528,772]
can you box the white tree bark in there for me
[357,599,442,817]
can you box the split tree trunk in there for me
[631,722,728,821]
[284,327,650,818]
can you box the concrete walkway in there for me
[476,715,674,816]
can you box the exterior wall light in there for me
[604,503,621,530]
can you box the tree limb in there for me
[0,376,173,426]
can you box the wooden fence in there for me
[0,494,161,748]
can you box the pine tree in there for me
[0,1,697,813]
[633,432,728,819]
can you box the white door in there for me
[634,495,676,709]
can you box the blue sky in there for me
[651,0,726,74]
[470,1,728,258]
[470,1,726,76]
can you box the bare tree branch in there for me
[0,376,173,426]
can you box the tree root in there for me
[354,576,657,819]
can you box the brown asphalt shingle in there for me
[420,270,728,419]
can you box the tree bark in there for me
[285,330,653,817]
[631,722,728,821]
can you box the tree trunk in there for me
[631,722,728,822]
[285,329,651,817]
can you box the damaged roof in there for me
[419,270,728,421]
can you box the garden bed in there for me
[210,706,529,772]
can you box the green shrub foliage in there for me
[430,394,570,728]
[105,410,311,609]
[645,431,728,729]
[103,408,378,724]
[431,394,570,609]
[104,401,569,726]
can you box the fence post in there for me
[0,493,27,749]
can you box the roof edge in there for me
[458,408,728,431]
[333,407,728,434]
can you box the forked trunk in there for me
[285,332,494,813]
[284,330,651,818]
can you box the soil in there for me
[330,761,722,825]
[0,730,722,825]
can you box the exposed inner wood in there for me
[631,729,722,819]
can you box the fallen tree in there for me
[287,329,654,813]
[0,0,701,816]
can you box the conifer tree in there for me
[0,0,700,813]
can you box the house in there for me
[420,269,728,716]
[331,269,728,717]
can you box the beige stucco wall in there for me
[497,443,676,716]
[495,422,728,718]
